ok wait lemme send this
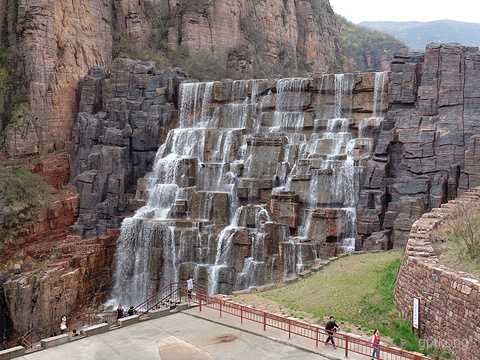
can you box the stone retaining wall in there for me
[393,188,480,359]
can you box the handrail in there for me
[18,282,429,359]
[133,281,206,317]
[21,323,54,350]
[135,285,186,317]
[70,311,117,329]
[20,311,117,349]
[188,291,431,360]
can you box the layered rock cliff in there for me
[357,43,480,249]
[70,59,185,238]
[166,0,344,76]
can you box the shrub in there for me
[0,166,56,248]
[444,201,480,259]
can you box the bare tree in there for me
[445,201,480,259]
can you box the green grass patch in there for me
[258,251,428,355]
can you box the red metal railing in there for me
[70,311,117,329]
[188,291,430,360]
[20,282,428,359]
[21,324,53,349]
[21,311,116,349]
[133,281,207,317]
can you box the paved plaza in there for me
[11,306,401,360]
[13,312,322,360]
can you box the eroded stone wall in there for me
[2,230,117,338]
[69,59,186,238]
[1,190,118,344]
[393,188,480,359]
[358,43,480,250]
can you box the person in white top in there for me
[60,315,67,334]
[187,274,194,299]
[371,329,380,360]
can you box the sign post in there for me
[412,297,420,337]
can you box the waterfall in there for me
[208,206,270,294]
[283,240,304,277]
[179,82,215,128]
[106,219,166,308]
[271,78,307,132]
[359,71,388,134]
[106,73,386,305]
[333,74,354,119]
[372,72,387,118]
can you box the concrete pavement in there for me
[11,303,419,360]
[13,312,322,360]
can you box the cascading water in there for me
[107,72,387,305]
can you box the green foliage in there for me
[0,67,12,90]
[182,50,227,81]
[0,46,24,135]
[0,166,55,248]
[250,252,440,356]
[354,259,425,353]
[337,15,407,71]
[0,47,11,89]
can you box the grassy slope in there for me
[261,251,401,320]
[235,251,433,356]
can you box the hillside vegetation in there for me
[234,251,443,357]
[360,20,480,51]
[0,165,55,248]
[337,15,408,72]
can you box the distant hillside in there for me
[360,20,480,51]
[337,16,408,72]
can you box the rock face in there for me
[166,0,345,76]
[0,0,113,157]
[0,192,117,343]
[357,43,480,249]
[0,0,344,158]
[70,59,186,239]
[2,231,117,341]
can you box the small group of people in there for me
[324,316,380,359]
[117,305,137,319]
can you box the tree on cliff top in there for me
[337,15,408,72]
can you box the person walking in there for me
[325,316,339,349]
[371,329,380,359]
[187,274,194,299]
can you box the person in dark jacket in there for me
[325,316,339,349]
[127,306,136,317]
[116,305,124,320]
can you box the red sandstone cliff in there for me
[0,0,344,158]
[0,0,113,157]
[167,0,344,76]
